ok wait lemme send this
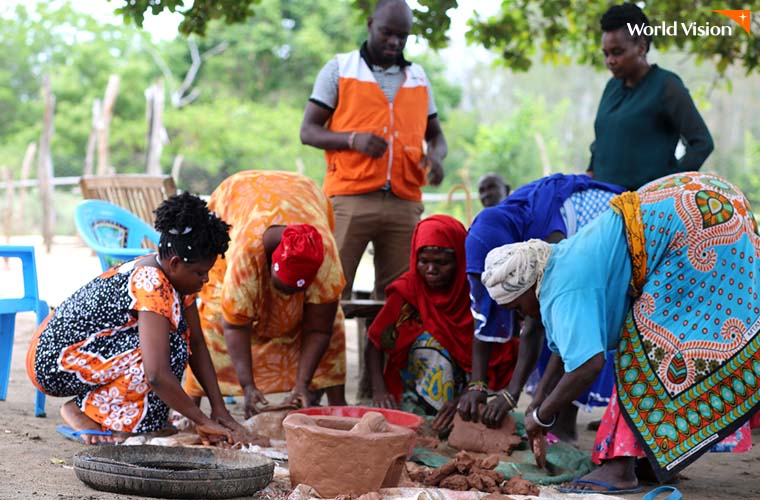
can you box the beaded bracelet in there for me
[500,390,517,409]
[466,380,489,393]
[532,406,557,428]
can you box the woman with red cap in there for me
[366,215,517,431]
[183,171,347,416]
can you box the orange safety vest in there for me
[323,50,430,202]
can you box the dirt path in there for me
[1,237,759,499]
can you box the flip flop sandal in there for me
[56,425,114,445]
[558,478,643,495]
[643,485,682,500]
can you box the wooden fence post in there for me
[96,75,120,175]
[145,78,166,175]
[38,75,56,253]
[84,98,101,177]
[2,167,13,243]
[171,154,184,186]
[19,142,36,230]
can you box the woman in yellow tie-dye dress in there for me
[183,170,347,418]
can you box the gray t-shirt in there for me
[310,56,437,116]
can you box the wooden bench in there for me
[79,174,177,226]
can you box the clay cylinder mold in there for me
[283,411,416,497]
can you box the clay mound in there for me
[350,412,391,434]
[422,451,506,493]
[243,403,298,441]
[447,411,521,454]
[502,475,540,496]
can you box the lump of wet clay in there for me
[502,475,539,496]
[405,462,431,484]
[350,411,390,434]
[447,410,521,454]
[243,407,292,440]
[532,433,547,469]
[438,474,470,490]
[423,450,505,493]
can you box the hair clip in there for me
[183,257,188,262]
[187,245,192,250]
[168,226,193,235]
[167,242,172,247]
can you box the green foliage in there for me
[197,0,364,105]
[3,0,758,239]
[113,0,260,37]
[736,131,760,209]
[466,93,572,188]
[438,1,760,76]
[163,97,326,193]
[462,1,760,75]
[111,0,760,75]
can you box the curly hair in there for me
[600,3,652,52]
[154,192,231,262]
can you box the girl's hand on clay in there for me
[481,396,511,428]
[524,412,547,468]
[457,389,486,422]
[195,420,234,446]
[243,385,269,419]
[372,392,398,410]
[431,400,457,432]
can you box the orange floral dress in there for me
[26,259,196,433]
[183,171,346,397]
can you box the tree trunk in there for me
[171,154,184,186]
[2,167,13,243]
[38,75,56,253]
[19,142,36,230]
[84,98,102,177]
[145,78,166,175]
[534,132,551,177]
[97,75,120,175]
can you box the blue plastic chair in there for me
[0,246,49,417]
[74,200,160,271]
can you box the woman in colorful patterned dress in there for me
[182,171,347,418]
[27,193,240,445]
[366,215,516,431]
[482,172,759,492]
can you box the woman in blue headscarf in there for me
[458,173,625,440]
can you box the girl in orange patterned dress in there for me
[27,193,242,445]
[182,171,348,418]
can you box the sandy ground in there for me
[1,236,760,499]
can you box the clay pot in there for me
[283,411,416,497]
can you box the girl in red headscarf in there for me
[367,215,517,431]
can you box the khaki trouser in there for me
[330,191,424,300]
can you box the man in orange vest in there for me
[300,0,448,303]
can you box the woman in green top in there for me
[587,3,713,191]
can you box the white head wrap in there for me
[481,239,553,305]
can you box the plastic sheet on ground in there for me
[410,412,594,485]
[410,441,594,486]
[287,483,628,500]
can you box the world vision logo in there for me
[627,9,752,37]
[712,10,751,35]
